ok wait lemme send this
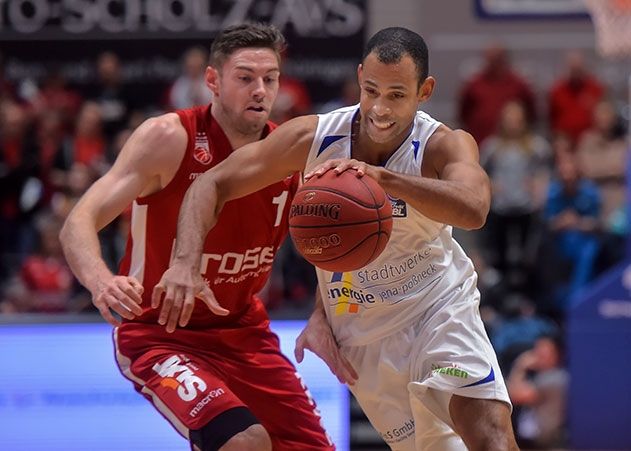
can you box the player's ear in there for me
[357,63,363,84]
[205,66,220,97]
[417,76,435,103]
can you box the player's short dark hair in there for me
[210,23,286,69]
[362,27,429,84]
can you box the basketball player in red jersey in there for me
[60,24,333,451]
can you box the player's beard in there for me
[235,113,267,137]
[221,105,267,138]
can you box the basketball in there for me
[289,169,393,272]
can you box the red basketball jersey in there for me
[118,105,299,327]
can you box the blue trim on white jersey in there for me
[412,140,420,159]
[317,135,346,156]
[462,367,495,388]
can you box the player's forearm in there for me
[60,213,113,294]
[376,168,489,230]
[171,175,221,270]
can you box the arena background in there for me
[1,0,630,449]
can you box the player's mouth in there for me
[369,117,395,131]
[246,105,267,114]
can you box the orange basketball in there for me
[289,169,393,272]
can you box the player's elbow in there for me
[460,201,489,231]
[59,217,74,248]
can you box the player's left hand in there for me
[304,158,380,182]
[152,263,229,333]
[294,309,358,385]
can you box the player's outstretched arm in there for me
[295,288,358,385]
[60,114,186,325]
[152,115,317,332]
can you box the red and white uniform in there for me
[114,105,332,449]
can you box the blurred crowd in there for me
[0,44,628,448]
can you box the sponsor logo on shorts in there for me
[189,388,226,418]
[379,418,415,444]
[152,354,207,402]
[431,363,469,379]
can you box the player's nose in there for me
[371,101,392,118]
[252,78,266,99]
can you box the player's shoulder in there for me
[317,104,357,124]
[130,113,187,155]
[313,104,357,138]
[425,125,479,161]
[117,113,187,168]
[415,109,440,124]
[141,112,186,141]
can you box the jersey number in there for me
[272,191,289,227]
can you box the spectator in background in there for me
[168,46,213,110]
[480,101,552,287]
[576,100,627,232]
[458,44,536,145]
[491,294,558,373]
[318,73,361,112]
[270,54,311,123]
[0,101,42,276]
[85,52,133,139]
[549,50,604,145]
[0,214,75,313]
[577,99,628,271]
[30,67,83,131]
[54,102,107,173]
[0,52,16,103]
[543,150,601,310]
[507,334,568,449]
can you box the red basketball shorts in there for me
[114,321,334,450]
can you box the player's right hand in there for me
[295,309,358,385]
[152,264,229,333]
[92,275,144,327]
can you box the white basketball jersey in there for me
[307,105,478,347]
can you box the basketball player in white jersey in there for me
[156,27,519,450]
